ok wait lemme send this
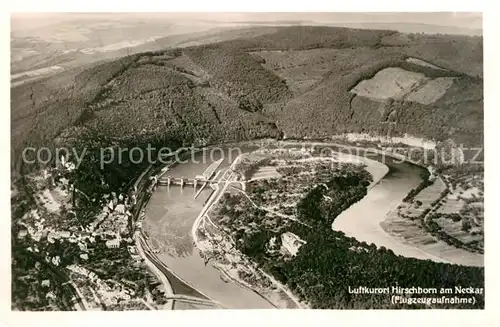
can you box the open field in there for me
[382,167,484,263]
[381,210,483,267]
[255,49,343,95]
[405,77,455,104]
[350,66,456,105]
[399,177,447,218]
[350,67,427,100]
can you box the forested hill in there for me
[11,26,483,172]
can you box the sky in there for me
[11,12,482,33]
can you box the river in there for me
[332,155,449,261]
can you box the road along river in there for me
[142,141,482,309]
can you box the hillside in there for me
[11,26,483,174]
[11,24,280,88]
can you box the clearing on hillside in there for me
[406,77,455,105]
[254,49,342,94]
[350,67,427,100]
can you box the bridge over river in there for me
[155,158,245,198]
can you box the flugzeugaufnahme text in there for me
[347,286,484,295]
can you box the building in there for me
[32,231,42,242]
[105,239,120,249]
[41,280,50,287]
[47,233,56,243]
[127,246,137,254]
[78,242,88,252]
[127,246,141,261]
[67,264,99,282]
[88,271,98,282]
[17,229,27,239]
[58,231,71,238]
[115,204,126,214]
[46,291,56,301]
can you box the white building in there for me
[17,229,28,239]
[58,231,71,238]
[32,211,41,220]
[41,280,50,287]
[281,232,306,257]
[115,204,126,214]
[105,239,120,249]
[127,246,141,261]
